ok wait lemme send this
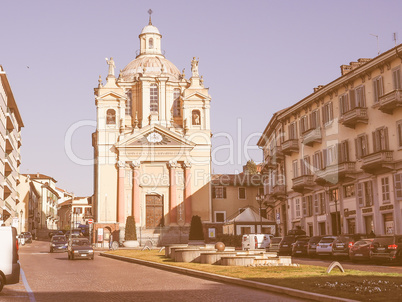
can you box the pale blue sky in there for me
[1,0,401,196]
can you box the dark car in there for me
[332,234,368,258]
[266,237,282,253]
[278,235,308,256]
[21,232,33,243]
[307,236,324,257]
[349,239,374,262]
[50,235,68,253]
[67,238,94,260]
[371,235,402,264]
[292,237,310,257]
[48,230,64,238]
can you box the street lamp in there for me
[331,189,339,236]
[256,193,265,234]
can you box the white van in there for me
[0,226,20,292]
[242,234,271,250]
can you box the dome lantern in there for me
[139,10,162,57]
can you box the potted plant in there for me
[122,216,139,247]
[188,215,205,245]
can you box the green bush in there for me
[124,216,137,241]
[216,234,242,247]
[189,215,204,240]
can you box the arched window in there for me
[149,38,154,49]
[150,84,159,113]
[173,88,181,117]
[125,90,132,116]
[192,110,201,125]
[106,109,116,124]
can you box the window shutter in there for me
[349,89,356,109]
[302,197,307,217]
[372,131,377,153]
[364,134,369,156]
[384,127,389,150]
[329,102,333,122]
[395,173,402,200]
[361,86,366,107]
[357,183,364,207]
[322,149,328,168]
[223,187,227,199]
[367,181,373,206]
[212,187,216,198]
[379,77,384,96]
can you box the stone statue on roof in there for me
[106,57,115,77]
[191,57,199,77]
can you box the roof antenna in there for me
[148,9,153,25]
[393,32,398,47]
[370,34,380,55]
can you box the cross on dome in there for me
[148,9,153,25]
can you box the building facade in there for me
[58,196,93,230]
[258,45,402,237]
[0,65,24,228]
[92,17,212,243]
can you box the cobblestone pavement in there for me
[1,240,304,302]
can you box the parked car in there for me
[316,236,337,257]
[266,237,282,253]
[371,235,402,264]
[242,234,271,250]
[0,226,20,292]
[332,234,368,258]
[349,239,374,262]
[50,235,68,253]
[21,232,33,243]
[67,238,94,260]
[48,230,64,238]
[17,234,26,246]
[292,237,310,257]
[307,236,324,258]
[278,235,308,256]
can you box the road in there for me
[1,240,303,302]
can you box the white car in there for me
[316,236,337,257]
[0,226,20,292]
[242,234,271,250]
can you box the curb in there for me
[100,252,358,302]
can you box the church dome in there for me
[120,55,181,81]
[140,24,160,35]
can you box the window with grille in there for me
[150,84,159,112]
[213,186,226,199]
[295,198,301,218]
[173,88,181,117]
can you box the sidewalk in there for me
[100,252,358,302]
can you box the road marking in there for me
[21,268,36,302]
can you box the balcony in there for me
[6,109,16,131]
[315,162,356,185]
[271,184,286,200]
[5,130,16,152]
[292,175,315,193]
[361,150,394,174]
[339,107,368,128]
[281,139,299,155]
[302,127,322,147]
[379,89,402,114]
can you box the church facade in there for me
[92,18,212,244]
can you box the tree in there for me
[124,216,137,241]
[189,215,204,240]
[244,159,258,174]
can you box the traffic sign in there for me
[88,219,94,224]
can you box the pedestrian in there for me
[109,234,113,250]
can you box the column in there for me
[131,161,141,224]
[117,161,125,223]
[183,161,192,224]
[169,161,178,224]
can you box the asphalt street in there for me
[1,240,304,302]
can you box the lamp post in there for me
[256,193,265,233]
[332,189,339,236]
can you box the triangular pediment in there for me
[182,91,211,101]
[115,124,196,149]
[96,91,126,101]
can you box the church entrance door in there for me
[146,194,164,228]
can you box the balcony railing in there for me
[315,161,356,185]
[302,127,322,147]
[379,89,402,114]
[339,107,368,128]
[281,139,299,155]
[5,130,17,151]
[361,150,394,174]
[291,175,315,193]
[271,184,286,199]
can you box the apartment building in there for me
[258,45,402,237]
[58,196,93,230]
[0,65,24,227]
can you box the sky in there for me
[1,0,402,196]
